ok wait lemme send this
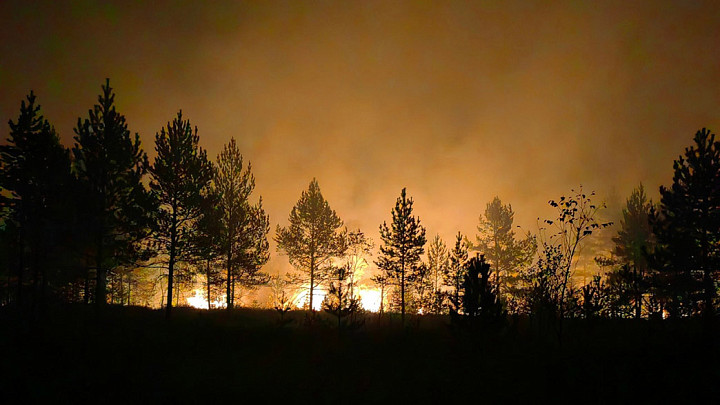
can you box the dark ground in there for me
[1,306,718,403]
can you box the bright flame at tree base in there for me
[293,286,382,312]
[357,288,381,313]
[186,289,227,309]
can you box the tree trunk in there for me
[226,243,233,309]
[379,283,385,315]
[175,280,180,307]
[337,277,342,329]
[231,275,236,307]
[309,254,315,312]
[40,250,47,314]
[119,271,124,306]
[31,250,39,315]
[15,235,24,309]
[206,260,212,310]
[400,258,405,325]
[166,208,177,318]
[634,264,641,319]
[84,265,90,304]
[95,239,106,308]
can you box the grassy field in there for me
[1,306,719,403]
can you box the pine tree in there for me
[149,111,213,318]
[232,198,271,304]
[376,188,426,324]
[475,197,536,305]
[0,91,72,309]
[426,234,449,314]
[460,254,503,327]
[270,273,294,323]
[189,188,224,309]
[275,179,343,312]
[445,232,469,314]
[612,184,654,318]
[371,273,390,314]
[323,263,362,330]
[72,79,154,307]
[651,128,720,317]
[213,138,269,308]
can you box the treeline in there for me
[0,80,270,317]
[1,80,719,327]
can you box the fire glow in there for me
[185,285,382,312]
[186,289,227,309]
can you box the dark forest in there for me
[2,1,720,402]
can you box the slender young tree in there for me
[612,184,654,319]
[539,186,612,338]
[426,234,449,314]
[376,188,426,324]
[73,79,155,307]
[275,179,343,312]
[323,263,362,330]
[150,111,213,318]
[213,138,269,308]
[445,232,469,313]
[189,188,223,309]
[372,273,390,315]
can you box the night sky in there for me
[2,0,720,280]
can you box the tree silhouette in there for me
[275,179,343,312]
[521,244,563,317]
[612,184,654,318]
[72,79,155,307]
[149,111,213,317]
[323,263,363,330]
[376,188,426,324]
[580,275,606,319]
[459,254,503,328]
[371,273,390,315]
[189,188,224,308]
[426,234,449,314]
[540,187,612,323]
[270,273,294,323]
[0,91,72,310]
[213,138,269,309]
[445,232,469,315]
[650,128,720,318]
[475,197,536,309]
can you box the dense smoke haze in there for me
[2,0,720,282]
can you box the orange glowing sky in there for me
[2,1,720,279]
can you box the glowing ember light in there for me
[186,289,226,309]
[357,288,381,312]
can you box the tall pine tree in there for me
[275,179,343,312]
[213,138,269,309]
[651,128,720,317]
[150,111,213,318]
[612,184,654,319]
[73,79,154,307]
[426,234,449,314]
[376,188,426,324]
[445,232,469,314]
[1,91,72,310]
[475,197,536,303]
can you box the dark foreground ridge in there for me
[2,306,718,403]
